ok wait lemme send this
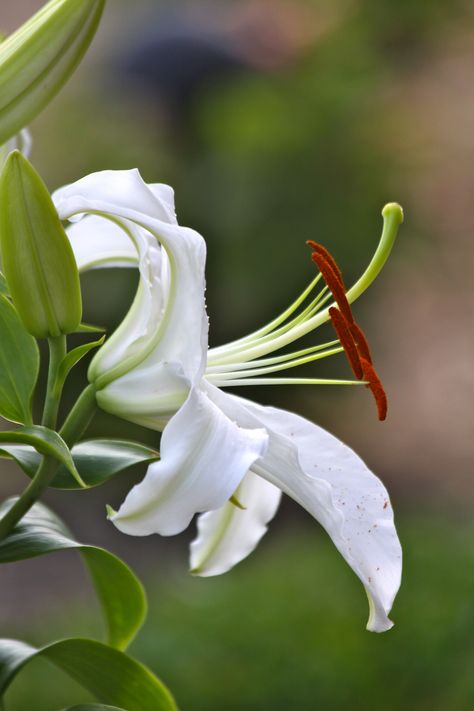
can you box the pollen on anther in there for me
[306,241,346,289]
[360,357,388,421]
[311,252,353,325]
[349,321,373,364]
[329,307,363,379]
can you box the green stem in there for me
[0,383,98,540]
[59,382,97,447]
[0,456,58,540]
[41,335,66,429]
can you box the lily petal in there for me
[148,183,178,224]
[54,170,208,420]
[204,383,402,632]
[110,387,269,537]
[66,214,139,271]
[190,471,281,576]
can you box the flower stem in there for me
[0,384,97,540]
[59,382,97,447]
[0,336,68,539]
[0,456,58,540]
[42,335,66,429]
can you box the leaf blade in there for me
[0,638,177,711]
[0,438,159,489]
[0,426,85,487]
[0,500,146,650]
[58,336,105,388]
[0,295,39,424]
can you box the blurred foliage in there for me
[4,515,474,710]
[29,0,472,352]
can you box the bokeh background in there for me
[1,0,474,709]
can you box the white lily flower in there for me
[53,169,403,632]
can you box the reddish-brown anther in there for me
[360,357,387,421]
[306,240,346,289]
[329,307,363,379]
[311,252,354,325]
[349,321,373,365]
[307,240,388,421]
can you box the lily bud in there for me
[0,151,82,338]
[0,0,105,146]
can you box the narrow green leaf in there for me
[0,0,106,145]
[0,438,159,489]
[0,425,85,487]
[76,323,106,334]
[0,500,147,651]
[0,294,39,424]
[0,638,177,710]
[58,336,105,388]
[0,152,82,338]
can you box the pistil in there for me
[205,203,403,421]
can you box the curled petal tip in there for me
[106,504,117,520]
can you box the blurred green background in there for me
[1,0,474,709]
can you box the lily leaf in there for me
[0,499,147,651]
[58,336,106,388]
[0,438,160,489]
[0,425,85,487]
[0,638,177,710]
[0,294,39,425]
[76,322,106,334]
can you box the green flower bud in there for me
[0,151,82,338]
[0,0,105,146]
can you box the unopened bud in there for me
[0,0,105,145]
[0,151,82,338]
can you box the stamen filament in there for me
[206,346,343,381]
[208,285,329,366]
[209,274,322,356]
[210,377,365,387]
[209,204,403,368]
[206,339,340,374]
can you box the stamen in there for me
[348,321,373,365]
[208,274,322,359]
[310,252,353,325]
[207,345,343,382]
[206,340,340,374]
[329,307,363,379]
[360,358,387,421]
[307,240,346,289]
[211,377,364,387]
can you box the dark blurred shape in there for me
[114,0,317,125]
[122,25,250,117]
